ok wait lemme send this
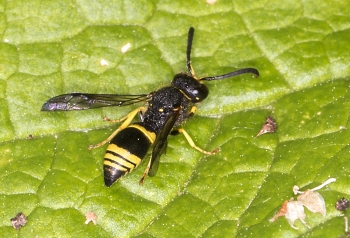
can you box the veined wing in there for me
[148,109,180,177]
[41,93,151,111]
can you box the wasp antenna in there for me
[200,68,259,81]
[186,27,195,76]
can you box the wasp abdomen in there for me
[103,124,156,187]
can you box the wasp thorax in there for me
[171,73,209,102]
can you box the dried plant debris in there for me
[343,216,349,237]
[270,178,336,229]
[85,212,98,225]
[269,200,309,229]
[336,198,350,211]
[297,190,326,216]
[10,212,27,230]
[255,116,277,137]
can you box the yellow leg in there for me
[177,128,219,155]
[139,158,152,185]
[88,107,146,150]
[188,105,197,118]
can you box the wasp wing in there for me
[41,93,150,111]
[148,109,181,177]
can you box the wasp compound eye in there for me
[171,73,209,102]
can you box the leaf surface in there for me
[0,0,350,237]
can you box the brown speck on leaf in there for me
[10,212,27,230]
[336,198,350,211]
[85,212,97,225]
[255,116,277,137]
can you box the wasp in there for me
[41,27,259,187]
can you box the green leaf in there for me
[1,0,350,237]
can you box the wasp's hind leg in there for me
[139,159,152,185]
[171,128,219,155]
[88,107,146,150]
[171,105,218,154]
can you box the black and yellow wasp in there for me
[41,27,259,187]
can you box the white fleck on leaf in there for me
[85,212,98,225]
[100,58,109,66]
[121,43,131,53]
[206,0,217,4]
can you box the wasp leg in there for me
[188,106,197,118]
[173,128,219,155]
[139,158,152,185]
[88,107,146,150]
